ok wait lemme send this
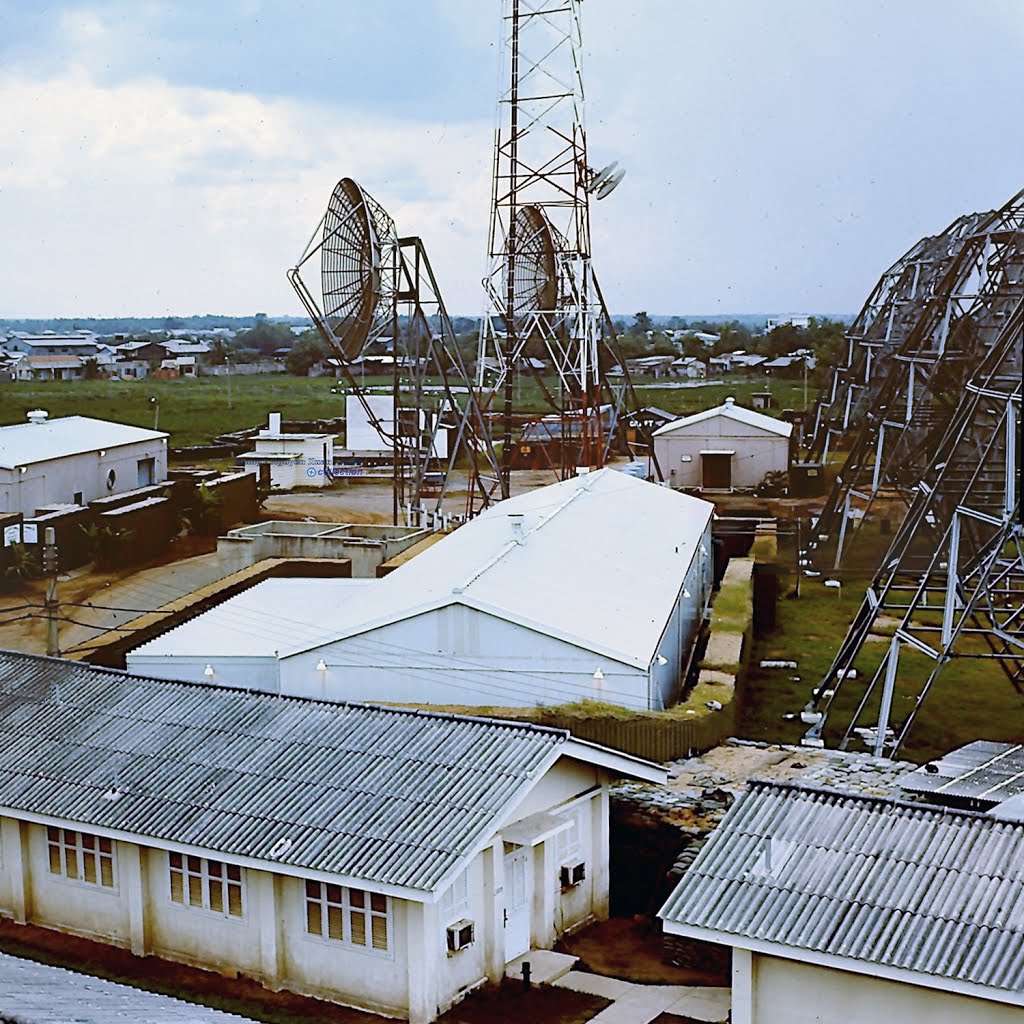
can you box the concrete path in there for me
[553,970,730,1023]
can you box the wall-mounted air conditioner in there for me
[560,859,586,888]
[446,919,475,953]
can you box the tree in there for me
[82,357,102,380]
[632,311,654,335]
[235,321,298,356]
[286,336,331,376]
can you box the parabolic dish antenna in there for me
[321,177,386,360]
[505,204,558,336]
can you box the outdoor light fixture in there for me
[203,664,215,678]
[657,655,668,666]
[592,667,604,682]
[316,659,327,672]
[98,449,106,457]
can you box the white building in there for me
[765,314,812,332]
[651,398,791,491]
[238,412,335,490]
[0,412,168,516]
[129,578,376,689]
[130,469,714,711]
[345,395,449,459]
[3,331,99,356]
[660,779,1024,1024]
[0,651,664,1024]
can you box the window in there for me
[556,809,582,863]
[47,828,115,888]
[169,853,244,918]
[441,868,469,923]
[305,881,390,952]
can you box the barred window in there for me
[47,828,115,888]
[169,853,244,918]
[305,881,389,952]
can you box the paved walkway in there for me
[505,951,730,1023]
[554,970,730,1022]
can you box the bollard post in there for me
[522,960,531,990]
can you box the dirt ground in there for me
[0,919,608,1024]
[557,919,729,987]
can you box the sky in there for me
[0,0,1021,319]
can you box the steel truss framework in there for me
[289,179,502,522]
[476,0,643,496]
[807,211,989,464]
[805,189,1024,570]
[805,297,1023,756]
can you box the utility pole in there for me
[42,526,59,657]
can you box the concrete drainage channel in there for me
[504,952,730,1023]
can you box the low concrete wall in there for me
[217,521,427,578]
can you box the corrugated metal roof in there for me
[653,400,792,439]
[284,468,715,669]
[660,780,1024,993]
[0,416,168,469]
[0,951,257,1023]
[0,651,569,893]
[900,740,1024,807]
[129,579,374,660]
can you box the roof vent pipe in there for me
[27,409,48,425]
[509,513,524,543]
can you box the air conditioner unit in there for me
[560,859,586,888]
[446,919,475,954]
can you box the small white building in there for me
[651,398,791,491]
[239,412,335,490]
[0,651,664,1024]
[0,412,168,516]
[138,469,713,711]
[660,779,1024,1024]
[345,395,449,459]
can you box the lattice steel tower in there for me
[477,0,626,497]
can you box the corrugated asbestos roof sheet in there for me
[0,416,167,468]
[900,739,1024,807]
[0,951,257,1023]
[659,780,1024,993]
[653,400,792,438]
[0,652,566,893]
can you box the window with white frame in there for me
[305,881,390,952]
[169,853,244,918]
[556,808,582,863]
[47,827,115,888]
[440,868,470,923]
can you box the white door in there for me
[503,846,531,961]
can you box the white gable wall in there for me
[739,951,1023,1024]
[283,606,649,710]
[654,415,789,489]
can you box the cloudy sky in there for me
[0,0,1021,318]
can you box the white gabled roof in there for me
[653,398,792,439]
[130,578,374,659]
[284,468,714,669]
[0,416,168,469]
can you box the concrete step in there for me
[504,949,579,985]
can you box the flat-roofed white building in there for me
[0,412,168,516]
[238,412,335,490]
[652,398,791,491]
[0,652,664,1023]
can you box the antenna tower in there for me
[477,0,638,498]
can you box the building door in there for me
[503,845,531,962]
[701,452,733,490]
[137,457,155,487]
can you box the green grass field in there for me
[0,373,815,448]
[739,575,1024,763]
